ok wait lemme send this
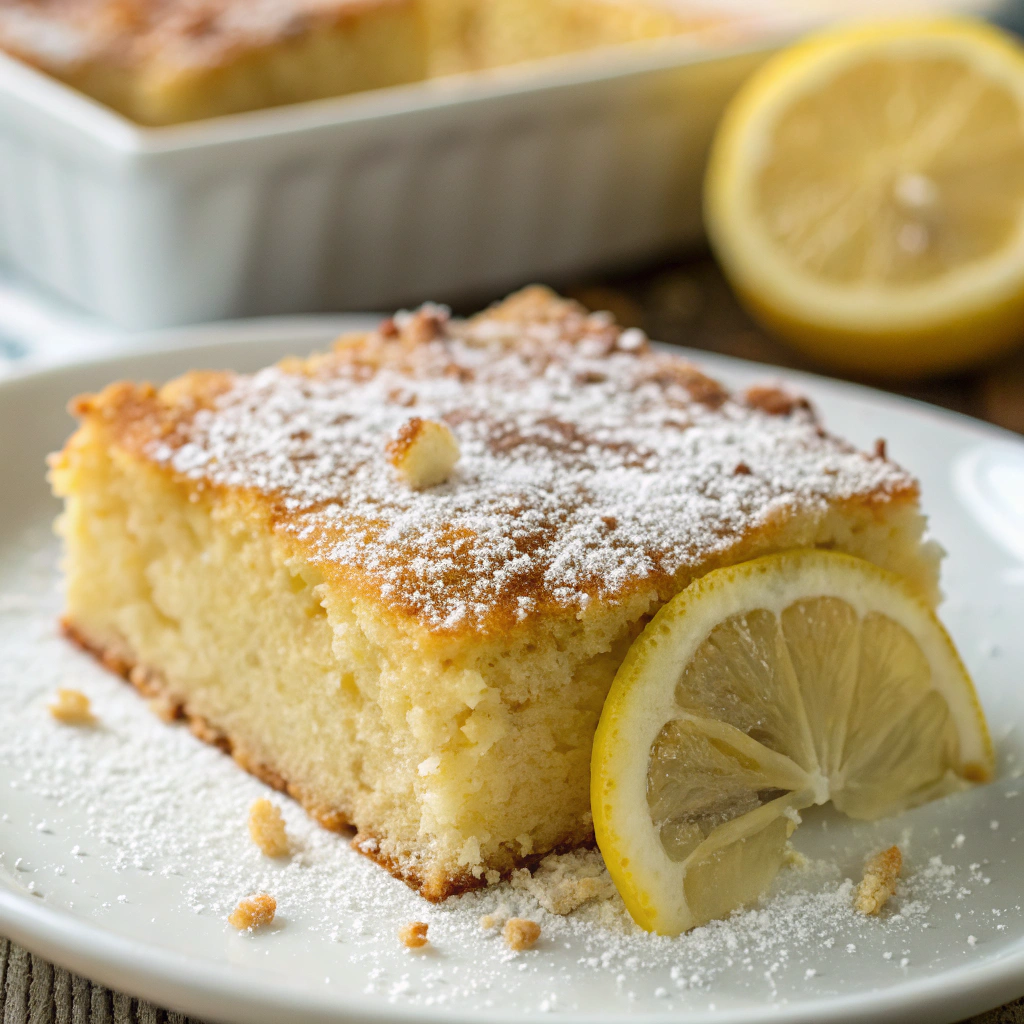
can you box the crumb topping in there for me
[228,891,276,930]
[48,687,93,724]
[503,917,541,950]
[855,845,902,916]
[248,797,290,858]
[387,417,460,489]
[97,287,917,633]
[399,921,429,948]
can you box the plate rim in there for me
[3,319,1024,1024]
[3,878,1024,1024]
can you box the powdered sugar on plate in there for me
[2,521,1021,1018]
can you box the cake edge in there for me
[60,616,593,902]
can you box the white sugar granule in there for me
[0,524,1011,1014]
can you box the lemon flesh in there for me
[705,19,1024,377]
[591,550,993,936]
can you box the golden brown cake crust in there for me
[63,286,920,638]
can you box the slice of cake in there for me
[49,287,941,900]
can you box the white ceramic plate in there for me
[2,318,1024,1024]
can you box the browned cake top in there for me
[79,287,918,634]
[0,0,396,71]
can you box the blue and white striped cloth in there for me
[0,269,132,380]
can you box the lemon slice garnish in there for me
[705,19,1024,378]
[591,550,993,935]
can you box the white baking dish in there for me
[0,1,1006,330]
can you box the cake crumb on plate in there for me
[228,892,276,930]
[511,849,617,915]
[504,918,541,950]
[48,688,93,724]
[249,798,290,857]
[479,903,510,930]
[399,921,429,948]
[855,846,902,916]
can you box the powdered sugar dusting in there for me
[141,299,913,631]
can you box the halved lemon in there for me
[591,550,993,935]
[705,19,1024,378]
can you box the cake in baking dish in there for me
[0,0,720,125]
[0,0,428,125]
[49,286,942,899]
